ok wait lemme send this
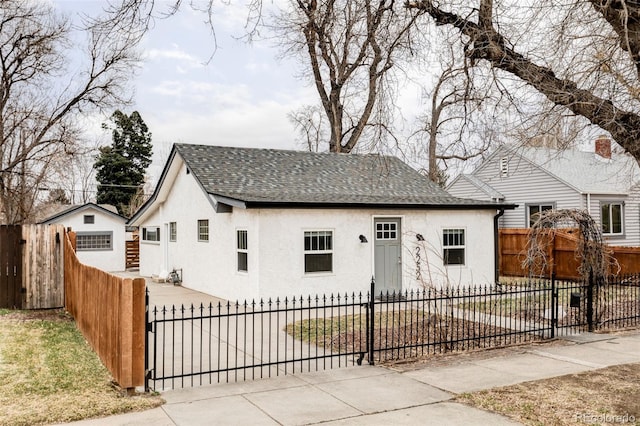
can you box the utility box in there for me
[570,292,581,308]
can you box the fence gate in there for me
[0,225,23,309]
[126,234,140,269]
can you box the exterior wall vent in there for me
[500,157,509,177]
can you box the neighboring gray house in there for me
[447,137,640,246]
[129,144,515,301]
[41,203,128,271]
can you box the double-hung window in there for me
[304,230,333,273]
[443,228,465,266]
[198,220,209,241]
[527,204,554,227]
[169,222,177,242]
[237,230,248,272]
[601,202,623,235]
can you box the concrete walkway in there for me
[63,330,640,426]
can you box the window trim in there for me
[83,214,95,224]
[142,226,160,243]
[198,219,209,242]
[442,228,466,266]
[76,231,113,251]
[601,201,625,236]
[237,229,248,272]
[303,229,334,274]
[526,203,556,228]
[169,222,177,242]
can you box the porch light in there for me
[416,233,425,241]
[359,235,368,243]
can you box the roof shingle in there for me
[175,144,507,208]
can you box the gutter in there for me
[494,208,506,284]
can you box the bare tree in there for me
[273,0,423,153]
[288,105,327,152]
[0,1,140,223]
[108,0,265,53]
[406,36,500,184]
[407,1,640,163]
[47,139,102,205]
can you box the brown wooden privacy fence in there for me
[125,234,139,269]
[64,231,146,390]
[499,228,640,279]
[0,224,64,309]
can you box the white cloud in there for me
[245,61,272,73]
[145,47,204,73]
[146,79,255,110]
[142,99,299,185]
[144,89,306,148]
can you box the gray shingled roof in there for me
[515,146,640,194]
[39,203,125,224]
[174,144,507,208]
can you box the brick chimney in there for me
[595,135,612,159]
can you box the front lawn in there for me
[458,362,640,425]
[0,309,163,426]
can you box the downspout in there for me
[494,208,506,284]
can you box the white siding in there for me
[588,194,639,246]
[448,146,640,246]
[138,164,499,301]
[447,177,490,201]
[625,185,640,246]
[448,148,581,229]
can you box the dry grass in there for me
[0,309,163,426]
[286,310,542,362]
[457,362,640,425]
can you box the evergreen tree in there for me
[94,111,152,216]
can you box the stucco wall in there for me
[138,163,498,301]
[53,208,126,272]
[255,208,497,300]
[139,163,260,301]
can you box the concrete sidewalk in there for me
[62,330,640,426]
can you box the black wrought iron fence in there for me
[602,275,640,328]
[369,281,553,363]
[554,273,640,334]
[145,293,369,391]
[145,274,640,391]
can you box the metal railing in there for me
[145,274,640,391]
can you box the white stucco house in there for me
[128,144,515,301]
[447,136,640,246]
[41,203,128,272]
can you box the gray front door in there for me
[374,218,402,295]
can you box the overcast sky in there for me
[54,1,322,181]
[131,5,315,152]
